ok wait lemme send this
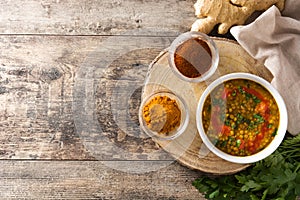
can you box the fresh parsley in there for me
[193,134,300,200]
[253,114,264,124]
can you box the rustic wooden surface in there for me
[143,38,273,174]
[0,0,212,199]
[0,161,203,199]
[0,0,195,35]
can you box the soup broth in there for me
[202,79,280,156]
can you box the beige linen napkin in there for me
[230,1,300,136]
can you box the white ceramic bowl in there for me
[196,73,288,164]
[139,91,189,141]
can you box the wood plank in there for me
[0,35,103,159]
[0,35,177,160]
[0,0,195,35]
[0,160,204,199]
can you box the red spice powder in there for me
[174,38,212,78]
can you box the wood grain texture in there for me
[0,35,99,159]
[143,38,273,174]
[0,35,179,160]
[0,0,195,35]
[0,160,204,199]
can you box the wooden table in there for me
[0,1,248,199]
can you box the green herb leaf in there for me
[248,122,257,130]
[253,114,264,124]
[232,90,237,97]
[241,180,262,192]
[252,96,261,104]
[238,86,245,94]
[250,194,260,200]
[221,141,227,147]
[232,124,237,130]
[209,189,220,199]
[236,113,245,125]
[235,175,247,184]
[236,139,241,148]
[272,128,278,136]
[225,120,230,126]
[193,134,300,200]
[261,189,269,200]
[245,93,252,100]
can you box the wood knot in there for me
[0,86,8,95]
[41,67,62,81]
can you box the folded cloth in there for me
[230,1,300,136]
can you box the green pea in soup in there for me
[202,79,280,156]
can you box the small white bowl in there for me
[168,31,219,83]
[139,91,189,141]
[196,73,288,164]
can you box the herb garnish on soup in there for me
[202,79,279,156]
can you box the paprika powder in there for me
[174,38,212,78]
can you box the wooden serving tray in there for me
[142,38,273,174]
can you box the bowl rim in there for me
[168,31,219,83]
[139,90,190,141]
[196,72,288,164]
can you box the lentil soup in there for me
[202,79,280,156]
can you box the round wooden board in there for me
[142,38,273,174]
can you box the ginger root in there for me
[191,0,285,34]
